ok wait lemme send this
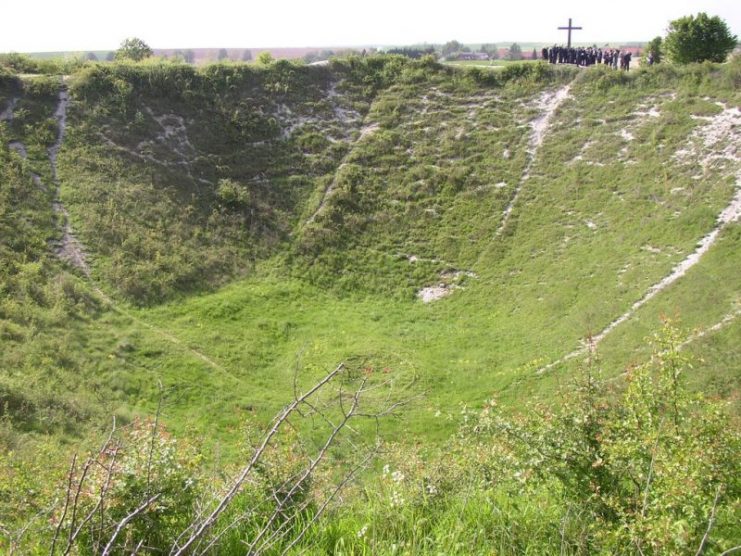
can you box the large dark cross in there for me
[558,18,582,48]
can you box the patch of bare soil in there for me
[52,202,90,276]
[417,285,455,303]
[417,269,478,303]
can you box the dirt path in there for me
[679,307,741,350]
[46,89,92,274]
[494,85,572,238]
[305,163,349,226]
[304,125,378,226]
[537,104,741,373]
[91,285,239,380]
[302,83,380,226]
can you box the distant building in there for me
[457,52,490,61]
[618,46,643,56]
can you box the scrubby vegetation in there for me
[0,54,739,553]
[1,322,738,554]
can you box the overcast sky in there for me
[2,0,739,52]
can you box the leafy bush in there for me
[216,177,251,207]
[462,319,740,553]
[0,53,42,74]
[665,13,738,64]
[23,75,61,99]
[71,420,200,553]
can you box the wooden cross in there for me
[558,18,582,48]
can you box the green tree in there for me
[479,43,497,57]
[85,52,98,61]
[644,36,663,64]
[664,12,737,63]
[507,43,522,61]
[257,51,274,65]
[115,37,153,62]
[218,48,229,61]
[441,40,463,58]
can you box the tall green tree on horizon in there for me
[441,40,463,58]
[664,12,737,63]
[507,43,522,61]
[115,37,153,62]
[257,51,274,65]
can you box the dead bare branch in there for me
[147,382,164,495]
[50,454,77,556]
[64,461,92,549]
[170,363,345,556]
[245,387,361,554]
[101,493,161,556]
[63,417,119,555]
[695,486,723,556]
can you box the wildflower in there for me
[391,489,405,507]
[357,524,369,539]
[391,470,404,483]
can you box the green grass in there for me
[3,57,737,450]
[0,56,739,552]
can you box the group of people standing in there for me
[541,46,633,70]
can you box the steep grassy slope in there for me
[2,58,738,447]
[1,54,739,554]
[58,61,360,303]
[0,75,118,443]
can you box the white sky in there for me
[2,0,739,52]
